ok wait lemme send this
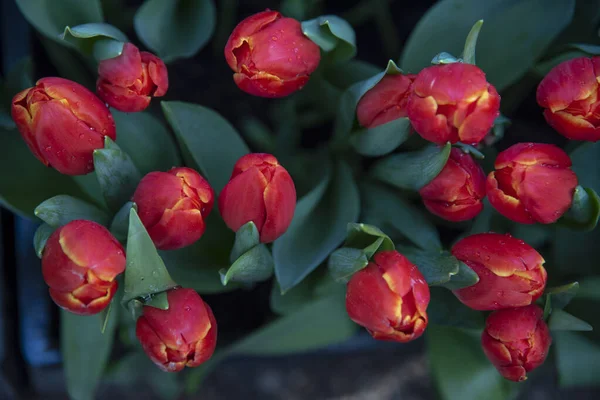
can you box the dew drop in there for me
[184,306,191,312]
[79,134,85,139]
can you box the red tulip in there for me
[419,148,486,221]
[133,167,214,250]
[96,43,168,112]
[482,305,552,382]
[346,250,430,342]
[487,143,578,224]
[451,233,547,311]
[407,63,500,145]
[356,74,415,128]
[11,77,116,175]
[136,288,217,372]
[219,153,296,243]
[224,10,321,98]
[536,56,600,141]
[42,220,125,315]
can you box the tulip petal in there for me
[142,51,169,97]
[494,142,572,169]
[96,81,151,112]
[188,302,217,367]
[98,42,143,87]
[147,208,205,250]
[233,71,309,98]
[261,166,296,243]
[543,109,600,141]
[357,74,413,128]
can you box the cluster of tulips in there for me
[9,8,598,379]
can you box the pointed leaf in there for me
[270,277,316,316]
[561,186,600,231]
[34,195,110,228]
[220,244,274,285]
[350,118,412,157]
[549,309,593,331]
[60,23,127,60]
[345,223,394,253]
[301,15,356,63]
[327,247,368,283]
[33,223,55,258]
[462,20,483,64]
[229,221,259,263]
[546,282,579,311]
[109,201,136,242]
[145,291,170,310]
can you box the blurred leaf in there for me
[578,277,600,301]
[350,118,412,157]
[549,309,593,331]
[134,0,216,63]
[462,20,483,64]
[345,223,395,254]
[60,23,127,60]
[270,277,317,316]
[121,208,178,308]
[546,282,579,311]
[229,221,259,263]
[510,222,550,248]
[327,247,368,283]
[34,195,110,228]
[112,111,181,175]
[220,244,274,285]
[428,287,484,329]
[555,331,600,387]
[0,57,33,120]
[16,0,103,41]
[109,201,136,242]
[324,59,380,90]
[427,325,515,400]
[371,143,452,191]
[560,186,600,231]
[302,15,356,63]
[61,307,118,400]
[162,101,249,193]
[33,223,55,258]
[0,128,91,219]
[273,161,360,293]
[38,36,96,89]
[400,0,575,91]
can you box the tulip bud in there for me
[419,148,486,221]
[482,305,552,382]
[346,250,430,342]
[536,56,600,141]
[224,10,321,98]
[451,233,547,311]
[136,288,217,372]
[219,153,296,243]
[11,77,116,175]
[41,220,125,315]
[487,143,578,224]
[96,43,168,112]
[356,74,415,128]
[407,63,500,145]
[133,167,214,250]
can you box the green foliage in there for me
[34,195,111,228]
[302,15,356,63]
[60,23,128,60]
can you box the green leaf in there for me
[324,59,381,90]
[145,291,169,310]
[220,244,274,285]
[112,111,181,175]
[546,282,579,311]
[15,0,103,41]
[273,161,360,293]
[109,201,136,242]
[93,137,142,213]
[34,195,111,228]
[0,128,91,219]
[345,223,395,253]
[39,36,96,89]
[399,246,479,290]
[555,331,600,387]
[61,307,118,400]
[561,186,600,231]
[60,23,127,60]
[327,247,369,283]
[161,101,249,193]
[428,287,484,329]
[33,223,55,258]
[549,309,593,332]
[430,52,462,64]
[427,325,515,400]
[301,15,356,63]
[349,118,412,157]
[270,277,316,316]
[229,221,259,263]
[134,0,216,63]
[371,143,452,191]
[462,20,483,65]
[121,208,178,308]
[361,182,442,250]
[400,0,576,91]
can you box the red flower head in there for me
[487,143,578,224]
[97,43,168,112]
[482,305,552,382]
[419,148,486,221]
[346,250,430,342]
[133,167,214,250]
[407,63,500,145]
[42,220,125,315]
[536,56,600,141]
[224,10,321,98]
[356,74,415,128]
[219,153,296,243]
[136,288,217,372]
[451,233,547,311]
[11,77,116,175]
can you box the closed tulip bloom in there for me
[407,63,500,145]
[224,10,321,98]
[133,167,214,250]
[11,77,116,175]
[451,233,547,311]
[487,143,578,224]
[136,288,217,372]
[536,56,600,141]
[356,74,415,128]
[96,43,168,112]
[346,250,430,342]
[42,220,125,315]
[219,153,296,243]
[482,305,552,382]
[419,148,486,221]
